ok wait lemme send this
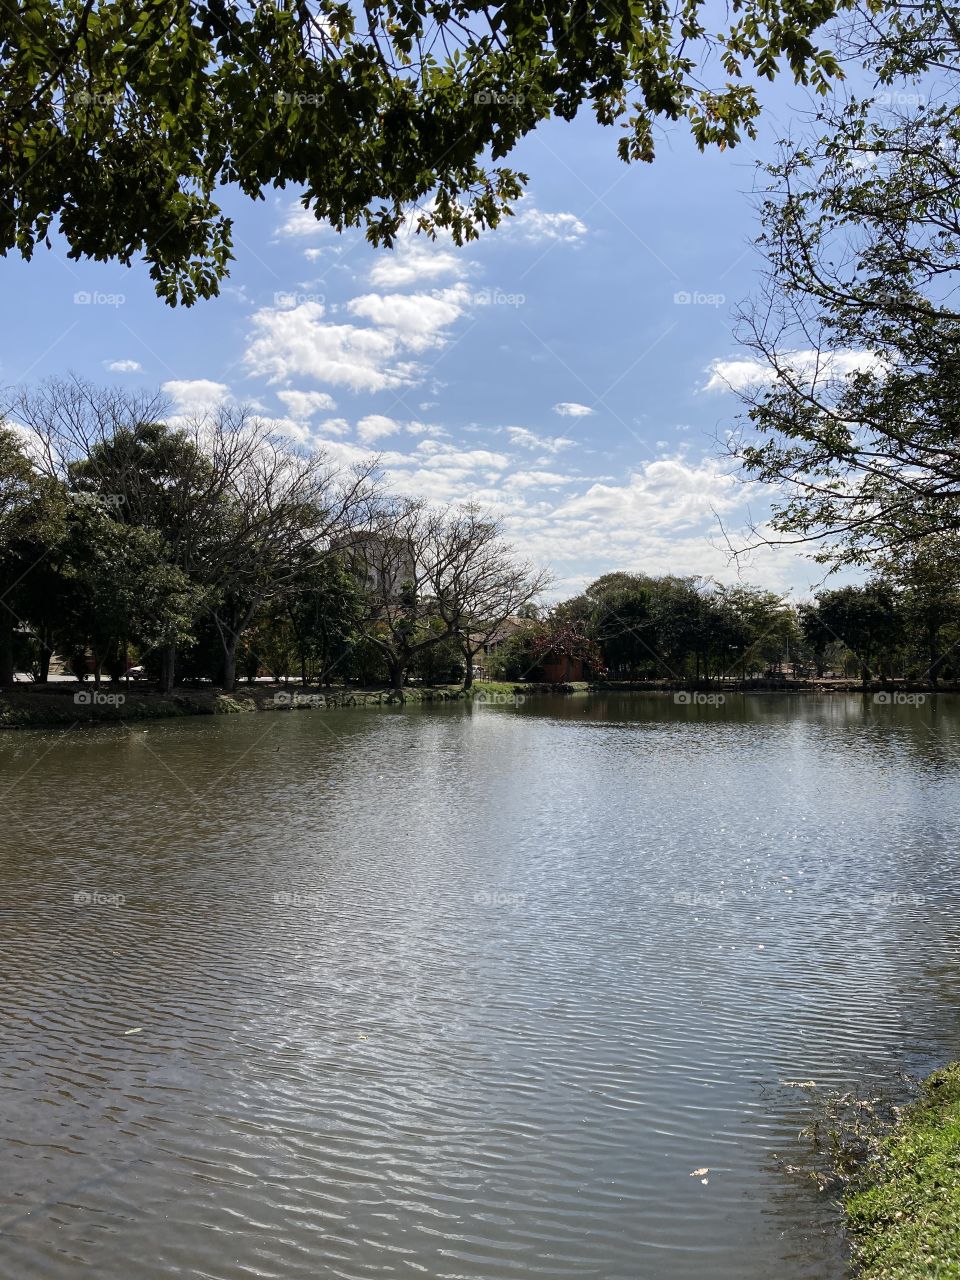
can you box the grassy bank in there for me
[0,680,549,729]
[846,1062,960,1278]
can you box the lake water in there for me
[3,693,960,1279]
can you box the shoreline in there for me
[1,679,958,730]
[845,1061,960,1278]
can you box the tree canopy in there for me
[728,0,960,567]
[2,0,851,302]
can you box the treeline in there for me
[489,572,960,687]
[3,379,958,695]
[0,379,545,691]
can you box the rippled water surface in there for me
[3,693,960,1280]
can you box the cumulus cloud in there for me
[503,470,580,490]
[704,349,885,393]
[244,301,419,392]
[512,204,589,244]
[357,414,403,444]
[105,359,142,373]
[162,379,231,416]
[506,426,575,453]
[277,389,338,419]
[369,243,469,288]
[278,201,333,238]
[347,284,471,352]
[553,402,594,417]
[244,283,472,393]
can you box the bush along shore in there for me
[845,1062,960,1279]
[0,680,562,730]
[4,678,960,730]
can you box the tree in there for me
[343,499,540,691]
[0,427,66,684]
[812,582,903,685]
[6,378,375,691]
[879,539,960,685]
[583,573,655,677]
[728,1,960,569]
[426,505,549,689]
[55,503,198,683]
[0,0,851,303]
[342,500,451,692]
[282,552,364,685]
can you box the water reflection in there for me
[1,695,960,1279]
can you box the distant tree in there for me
[426,505,549,689]
[813,583,904,684]
[7,378,375,691]
[0,427,66,684]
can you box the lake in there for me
[2,693,960,1279]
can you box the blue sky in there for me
[0,84,840,601]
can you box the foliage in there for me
[729,2,960,569]
[0,0,852,302]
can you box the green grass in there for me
[846,1063,960,1278]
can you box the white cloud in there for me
[244,301,419,393]
[105,359,142,373]
[347,284,471,352]
[357,414,403,444]
[506,426,576,453]
[512,204,588,244]
[316,417,350,437]
[503,470,580,490]
[278,202,333,239]
[369,243,469,288]
[277,389,338,419]
[553,402,594,417]
[162,379,231,416]
[405,420,447,438]
[704,349,884,393]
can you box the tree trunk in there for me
[389,659,404,692]
[38,627,52,683]
[928,621,941,686]
[462,657,474,690]
[160,643,176,694]
[222,639,238,693]
[0,615,14,686]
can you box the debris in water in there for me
[690,1167,709,1177]
[123,1027,142,1036]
